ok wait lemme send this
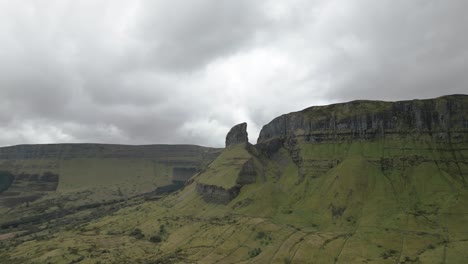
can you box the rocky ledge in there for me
[196,183,241,205]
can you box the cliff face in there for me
[256,95,468,184]
[258,95,468,145]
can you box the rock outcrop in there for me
[236,158,258,185]
[196,183,241,205]
[0,172,59,207]
[195,156,258,204]
[257,95,468,145]
[225,122,248,147]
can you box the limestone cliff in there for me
[256,94,468,182]
[258,94,468,145]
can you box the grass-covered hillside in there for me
[0,95,467,263]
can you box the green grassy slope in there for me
[3,136,466,263]
[58,158,171,192]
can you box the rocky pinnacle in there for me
[225,122,248,148]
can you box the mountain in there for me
[0,144,221,208]
[0,95,467,263]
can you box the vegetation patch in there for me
[130,228,144,239]
[248,247,262,258]
[380,249,399,259]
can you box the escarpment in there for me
[255,94,468,186]
[257,94,468,145]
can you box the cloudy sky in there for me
[0,0,467,147]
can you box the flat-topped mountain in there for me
[258,94,468,143]
[0,143,219,160]
[0,143,221,207]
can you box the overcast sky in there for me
[0,0,467,147]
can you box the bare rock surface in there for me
[257,94,468,144]
[225,122,248,147]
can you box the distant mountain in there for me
[0,144,221,207]
[1,95,467,263]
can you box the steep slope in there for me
[194,123,262,204]
[1,95,467,264]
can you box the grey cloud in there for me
[0,0,466,148]
[82,74,169,107]
[317,0,468,101]
[134,0,270,71]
